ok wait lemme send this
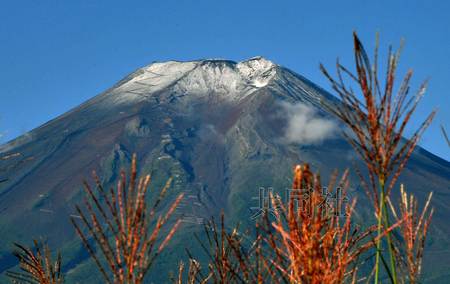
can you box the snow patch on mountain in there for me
[106,57,277,105]
[237,56,276,88]
[110,61,198,104]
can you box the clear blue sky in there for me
[0,0,449,160]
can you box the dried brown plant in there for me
[320,32,435,283]
[191,214,263,284]
[71,154,184,284]
[223,221,273,284]
[388,185,433,284]
[171,259,210,284]
[188,165,398,284]
[264,164,381,284]
[186,205,284,284]
[320,32,435,200]
[6,240,63,284]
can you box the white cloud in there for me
[281,101,337,145]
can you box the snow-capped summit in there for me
[108,57,277,105]
[237,56,276,87]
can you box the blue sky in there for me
[0,0,449,160]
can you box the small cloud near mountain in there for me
[281,101,337,145]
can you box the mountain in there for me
[0,57,449,283]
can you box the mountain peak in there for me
[240,56,275,67]
[236,56,276,87]
[108,57,278,105]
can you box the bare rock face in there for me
[0,57,449,283]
